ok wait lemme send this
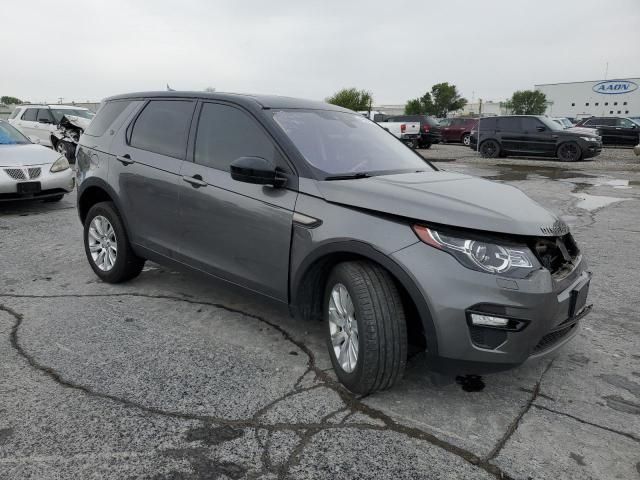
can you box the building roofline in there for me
[535,78,640,87]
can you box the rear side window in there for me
[498,117,521,131]
[85,101,131,137]
[130,100,195,159]
[194,103,280,172]
[22,108,38,121]
[478,117,497,130]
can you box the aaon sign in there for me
[592,80,638,95]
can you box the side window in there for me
[194,103,281,172]
[498,117,521,132]
[36,109,53,123]
[22,108,38,121]
[582,119,594,126]
[8,109,20,120]
[618,118,634,128]
[600,118,615,126]
[478,117,496,130]
[85,101,131,137]
[521,117,543,131]
[130,100,195,159]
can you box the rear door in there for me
[497,117,523,153]
[111,99,196,258]
[16,108,39,141]
[178,101,297,301]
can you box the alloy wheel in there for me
[328,283,359,373]
[88,215,118,271]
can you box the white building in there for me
[535,78,640,119]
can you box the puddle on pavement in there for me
[455,375,486,392]
[570,192,629,211]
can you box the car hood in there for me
[317,170,566,237]
[0,143,61,167]
[565,126,598,136]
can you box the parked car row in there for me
[469,115,603,162]
[8,104,94,161]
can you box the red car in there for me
[439,118,478,146]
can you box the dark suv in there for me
[386,114,441,148]
[469,115,602,161]
[574,117,640,146]
[76,92,591,393]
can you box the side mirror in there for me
[230,156,287,187]
[536,126,546,132]
[38,118,51,124]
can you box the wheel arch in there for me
[290,240,438,355]
[77,178,125,226]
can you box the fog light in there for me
[470,313,509,327]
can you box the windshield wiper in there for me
[324,172,371,181]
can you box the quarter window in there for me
[85,101,131,137]
[194,103,280,172]
[8,109,20,120]
[130,100,195,159]
[22,108,38,121]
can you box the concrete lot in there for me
[1,145,639,479]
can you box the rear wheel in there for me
[479,139,500,158]
[462,133,471,146]
[557,142,582,162]
[325,261,407,394]
[83,201,145,283]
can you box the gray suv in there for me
[76,92,592,393]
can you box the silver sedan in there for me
[0,120,74,202]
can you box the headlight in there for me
[412,225,539,278]
[580,136,597,142]
[50,156,70,173]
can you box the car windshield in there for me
[538,116,563,131]
[50,108,94,123]
[272,110,434,177]
[0,122,30,145]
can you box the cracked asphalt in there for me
[1,145,639,479]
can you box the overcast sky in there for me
[2,0,639,105]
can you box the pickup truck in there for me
[376,118,421,148]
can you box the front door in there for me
[35,109,55,146]
[520,117,556,155]
[179,102,297,301]
[617,118,640,145]
[110,99,196,258]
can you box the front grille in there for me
[4,168,27,180]
[533,322,578,353]
[28,167,41,179]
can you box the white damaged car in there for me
[0,120,75,202]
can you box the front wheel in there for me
[325,261,407,394]
[83,201,145,283]
[557,142,582,162]
[479,139,500,158]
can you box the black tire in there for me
[479,139,500,158]
[83,201,144,283]
[462,133,471,146]
[422,142,432,149]
[324,261,407,394]
[557,142,582,162]
[43,194,64,203]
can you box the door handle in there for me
[182,175,207,188]
[116,154,134,165]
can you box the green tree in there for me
[405,83,466,117]
[1,96,22,105]
[326,88,373,111]
[504,90,547,115]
